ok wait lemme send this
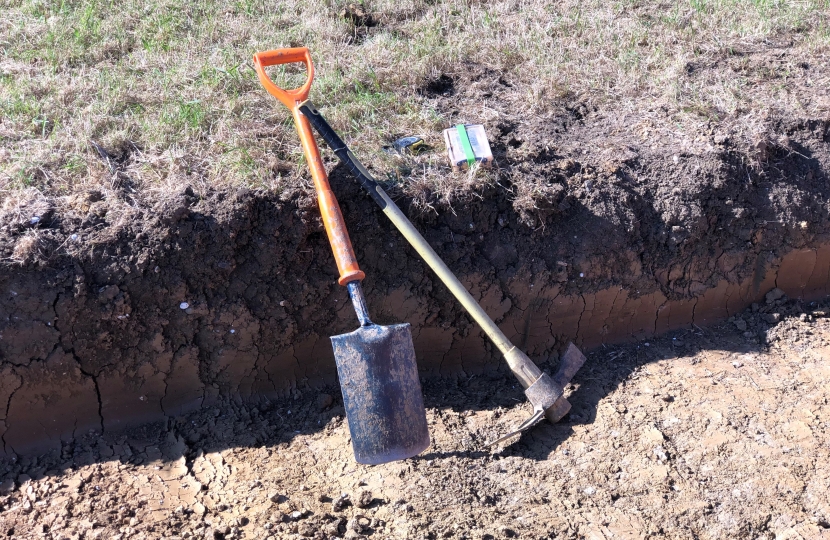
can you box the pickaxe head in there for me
[487,343,586,446]
[529,342,586,422]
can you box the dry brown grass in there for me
[1,0,828,206]
[10,230,44,263]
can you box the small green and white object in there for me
[443,124,493,170]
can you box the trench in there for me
[1,117,828,458]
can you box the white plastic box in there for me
[443,124,494,171]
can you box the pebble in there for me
[324,518,345,535]
[347,515,370,533]
[180,302,190,310]
[30,216,40,225]
[764,313,781,324]
[732,360,743,368]
[332,493,350,512]
[734,318,748,331]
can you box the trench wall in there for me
[2,116,829,457]
[2,234,828,458]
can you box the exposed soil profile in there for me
[0,298,828,540]
[0,112,828,458]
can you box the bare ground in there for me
[2,4,830,538]
[1,296,829,540]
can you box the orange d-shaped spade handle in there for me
[253,48,365,286]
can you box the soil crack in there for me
[70,349,104,433]
[1,372,22,456]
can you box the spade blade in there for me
[331,323,430,465]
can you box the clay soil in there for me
[1,296,829,540]
[2,25,830,539]
[3,81,830,457]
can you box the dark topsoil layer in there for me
[1,92,829,457]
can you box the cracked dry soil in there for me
[1,296,829,540]
[1,107,829,457]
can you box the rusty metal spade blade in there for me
[331,283,430,465]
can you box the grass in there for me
[0,0,828,203]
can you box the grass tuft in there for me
[0,0,828,205]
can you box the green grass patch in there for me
[1,0,828,197]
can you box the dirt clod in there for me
[766,288,787,304]
[317,393,334,411]
[355,489,373,508]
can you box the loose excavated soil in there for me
[1,96,828,457]
[1,297,829,539]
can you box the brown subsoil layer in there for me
[1,111,829,458]
[0,298,829,539]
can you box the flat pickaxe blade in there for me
[544,342,587,422]
[487,343,586,446]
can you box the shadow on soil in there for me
[7,294,822,485]
[417,322,766,463]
